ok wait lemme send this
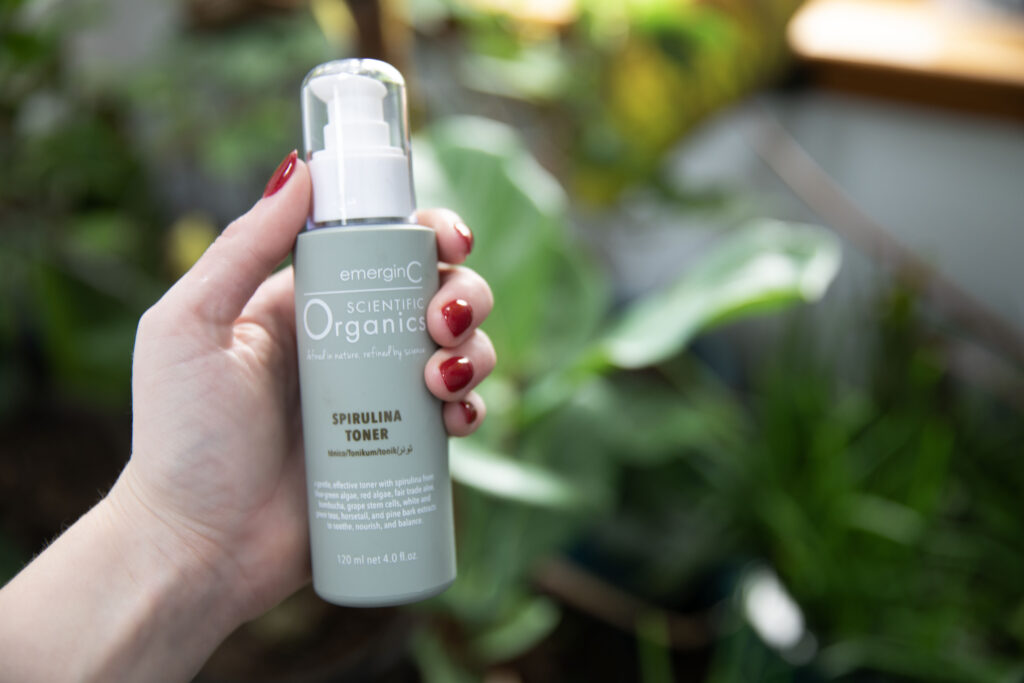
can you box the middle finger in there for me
[427,265,494,348]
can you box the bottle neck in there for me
[307,149,415,224]
[306,216,414,231]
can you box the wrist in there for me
[97,468,245,675]
[0,470,245,683]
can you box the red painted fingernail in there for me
[441,299,473,338]
[263,150,298,198]
[440,356,473,392]
[453,221,474,254]
[460,401,477,424]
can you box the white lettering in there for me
[303,299,332,340]
[407,260,423,284]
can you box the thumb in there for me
[163,151,310,334]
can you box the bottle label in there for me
[294,224,455,604]
[301,258,426,345]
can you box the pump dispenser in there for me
[303,61,414,224]
[294,59,455,606]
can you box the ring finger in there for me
[425,330,496,401]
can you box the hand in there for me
[114,153,495,620]
[0,152,496,682]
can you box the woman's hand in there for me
[120,152,494,618]
[0,151,495,682]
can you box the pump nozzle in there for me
[311,74,391,154]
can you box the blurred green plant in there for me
[411,115,842,679]
[120,11,327,182]
[414,115,1024,681]
[0,3,333,412]
[1,0,164,410]
[407,0,802,203]
[582,299,1024,683]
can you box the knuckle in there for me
[480,279,495,310]
[450,266,494,310]
[416,207,461,228]
[474,327,494,352]
[136,305,163,339]
[462,267,494,309]
[137,289,194,338]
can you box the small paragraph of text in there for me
[313,474,437,532]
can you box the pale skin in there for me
[0,158,496,681]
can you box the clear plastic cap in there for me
[301,59,415,225]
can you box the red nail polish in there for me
[263,150,298,198]
[453,221,474,254]
[440,356,473,392]
[460,401,477,424]
[441,299,473,338]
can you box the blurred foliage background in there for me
[2,0,1023,681]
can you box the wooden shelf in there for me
[788,0,1024,119]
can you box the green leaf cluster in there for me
[412,115,842,675]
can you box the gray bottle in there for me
[293,59,455,606]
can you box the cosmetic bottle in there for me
[293,59,455,606]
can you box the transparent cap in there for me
[301,59,415,225]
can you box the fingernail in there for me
[453,221,474,254]
[441,299,473,338]
[460,401,477,424]
[440,356,473,392]
[263,150,298,198]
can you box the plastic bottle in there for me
[293,59,455,606]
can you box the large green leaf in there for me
[414,117,608,379]
[450,438,586,510]
[599,220,840,369]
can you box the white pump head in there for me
[301,60,415,225]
